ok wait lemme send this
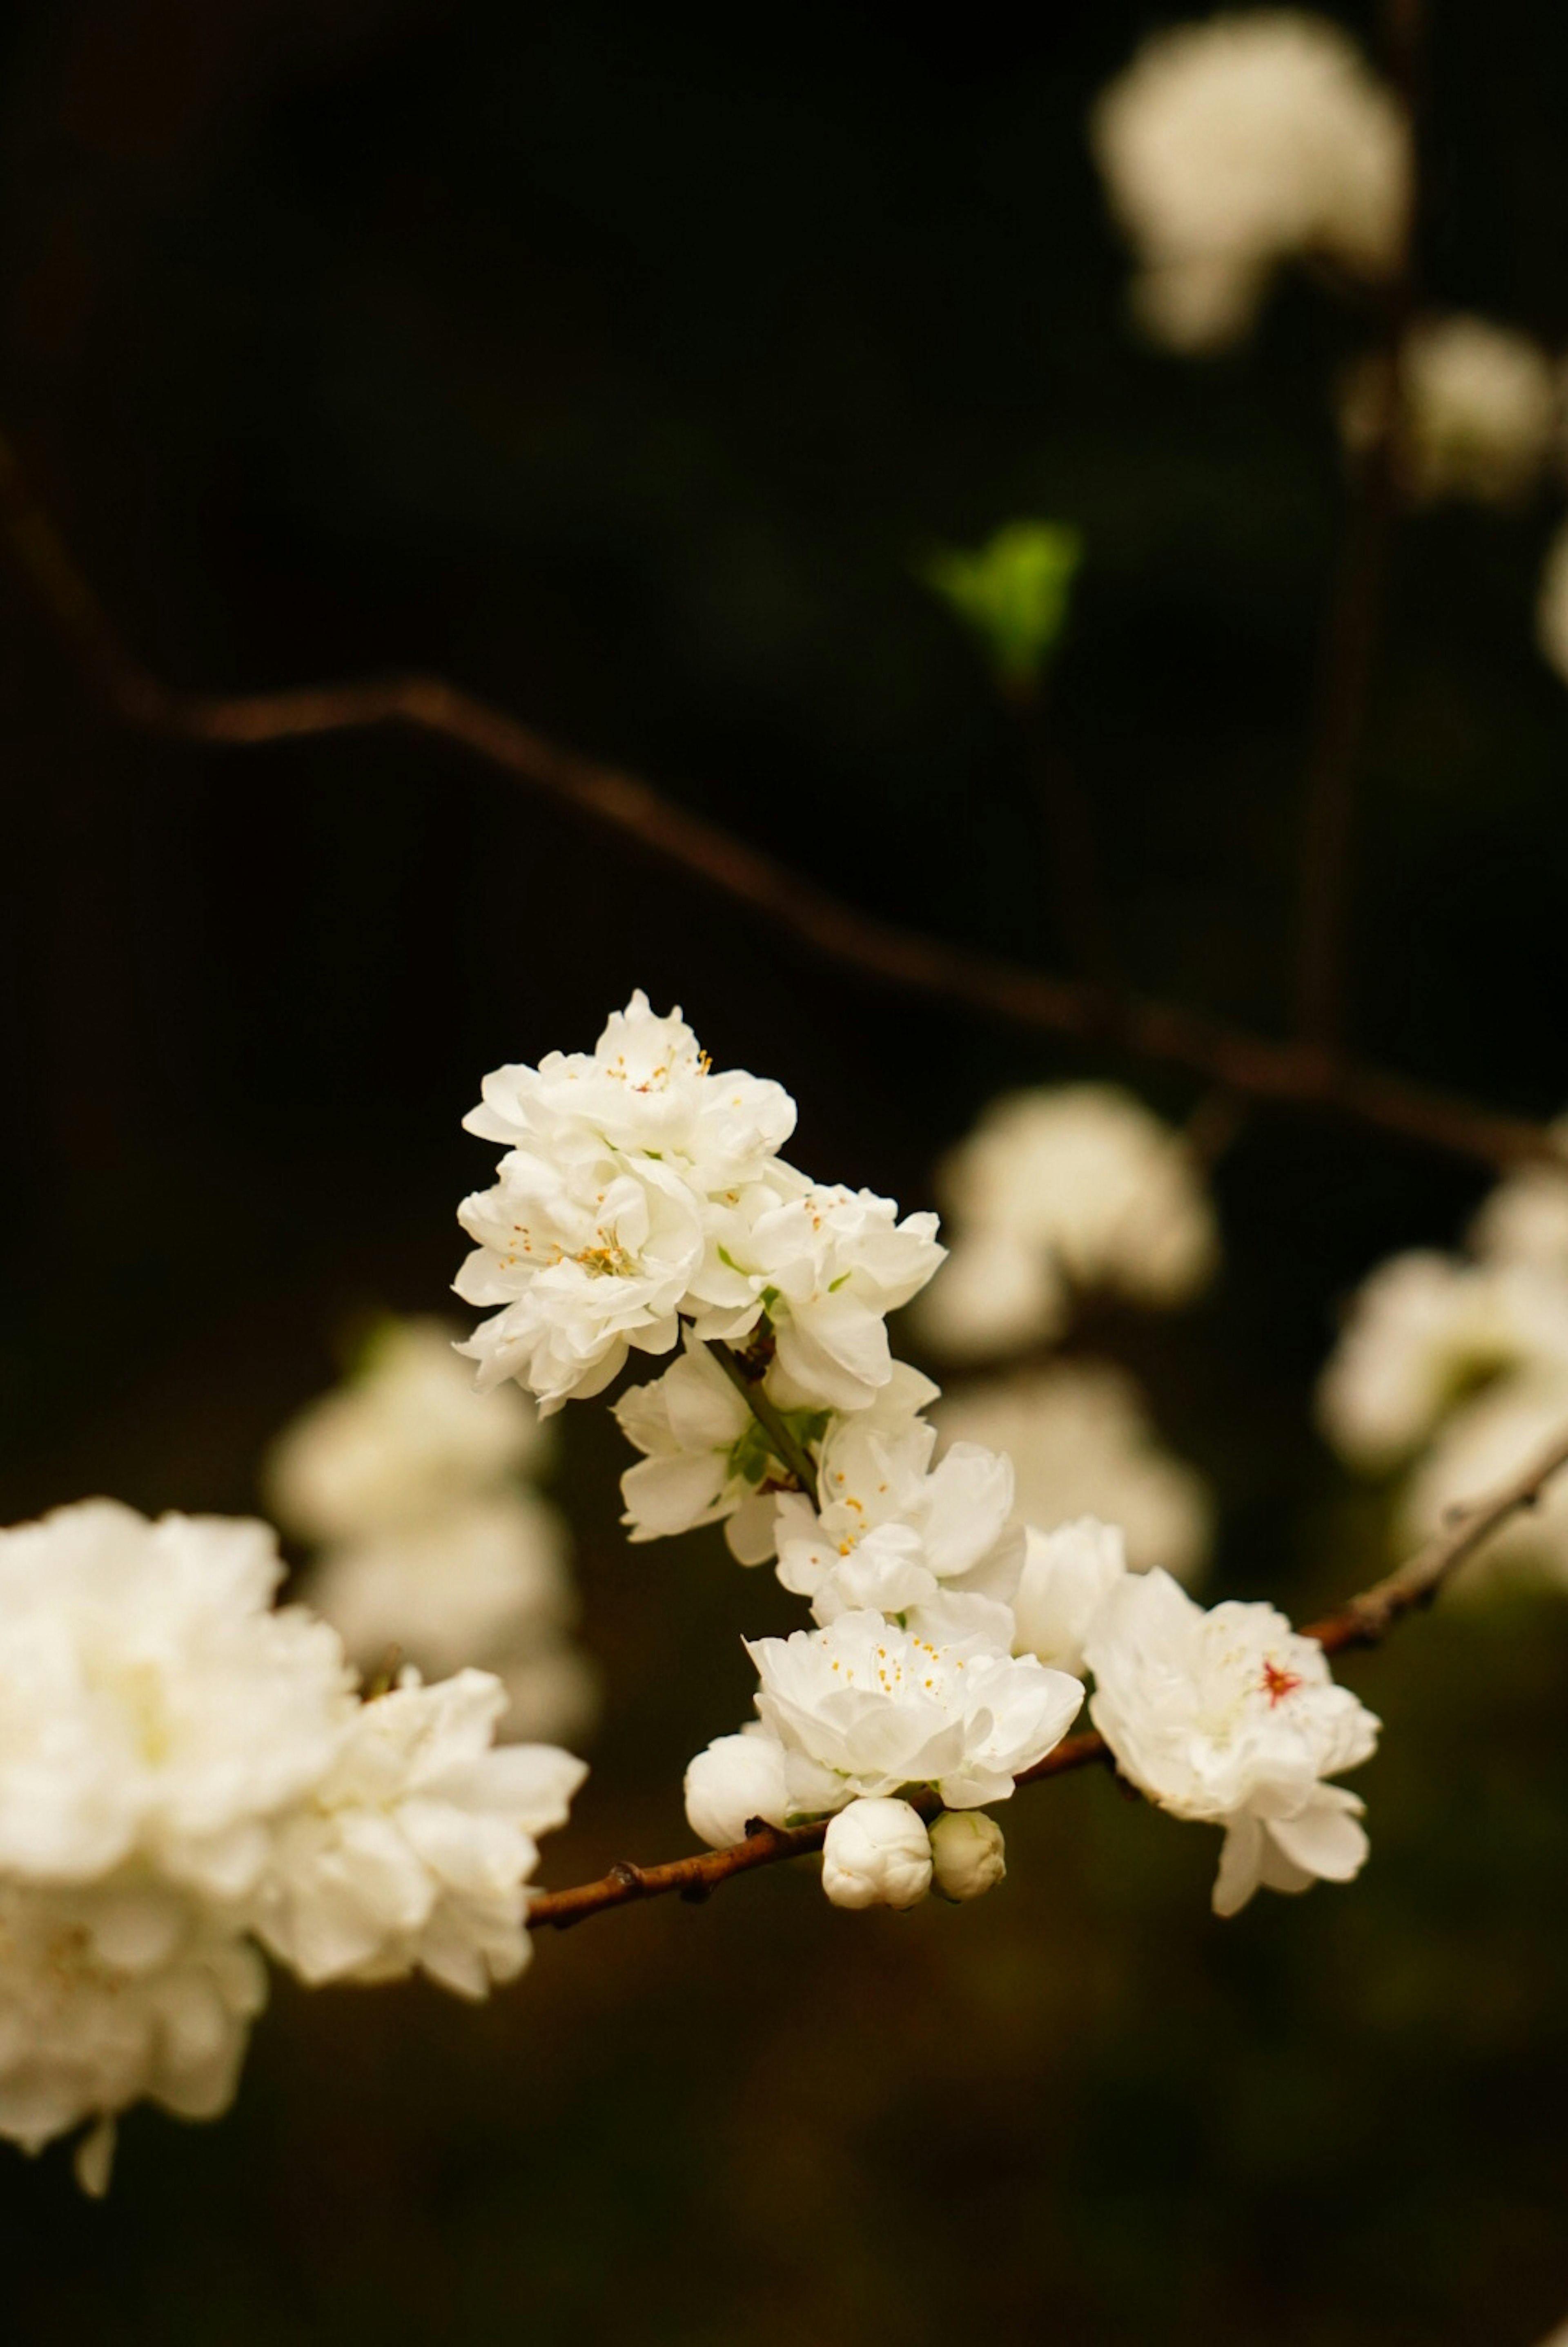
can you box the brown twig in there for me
[1295,0,1424,1048]
[0,425,1556,1176]
[1304,1418,1568,1654]
[528,1420,1568,1932]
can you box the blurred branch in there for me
[0,424,1557,1175]
[1295,0,1424,1048]
[528,1419,1568,1932]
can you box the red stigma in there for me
[1261,1659,1303,1707]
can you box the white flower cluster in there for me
[1340,316,1561,507]
[1092,11,1409,353]
[1320,1133,1568,1588]
[459,996,1375,1924]
[266,1316,599,1744]
[0,1500,584,2193]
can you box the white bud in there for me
[683,1730,789,1850]
[929,1809,1007,1902]
[821,1798,932,1911]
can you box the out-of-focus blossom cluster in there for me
[1339,317,1561,507]
[266,1316,599,1745]
[459,997,1376,1929]
[0,1501,584,2193]
[1092,11,1409,352]
[1319,1126,1568,1588]
[1096,14,1568,696]
[911,1082,1216,1584]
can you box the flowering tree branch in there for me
[0,426,1556,1179]
[526,1414,1568,1935]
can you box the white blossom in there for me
[821,1798,932,1911]
[1011,1517,1129,1678]
[1317,1250,1568,1471]
[0,1876,267,2195]
[252,1668,584,2000]
[615,1333,793,1563]
[747,1610,1083,1815]
[264,1316,549,1545]
[1340,315,1559,505]
[922,1087,1218,1358]
[684,1728,791,1849]
[463,990,795,1192]
[456,1148,706,1410]
[928,1809,1007,1903]
[1085,1570,1380,1915]
[772,1406,1023,1643]
[936,1365,1213,1582]
[688,1163,945,1412]
[0,1502,352,1900]
[1092,11,1409,352]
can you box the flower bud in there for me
[684,1730,789,1850]
[929,1809,1007,1902]
[821,1798,932,1911]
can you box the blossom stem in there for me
[0,425,1556,1178]
[708,1341,821,1508]
[527,1417,1568,1932]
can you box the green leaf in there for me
[920,519,1084,693]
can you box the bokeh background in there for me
[1,2,1566,2339]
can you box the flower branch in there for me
[0,427,1556,1179]
[528,1415,1568,1934]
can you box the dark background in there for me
[0,2,1566,2339]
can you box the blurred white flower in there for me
[1467,1127,1568,1272]
[0,1502,351,1899]
[1085,1570,1380,1915]
[688,1164,944,1413]
[273,1315,598,1748]
[918,1085,1218,1361]
[914,1225,1069,1361]
[1317,1250,1568,1472]
[821,1798,932,1911]
[684,1727,792,1849]
[1093,10,1409,352]
[1539,520,1568,685]
[307,1493,598,1742]
[264,1316,549,1546]
[936,1365,1213,1582]
[1011,1517,1130,1678]
[928,1808,1007,1903]
[1340,315,1559,505]
[251,1668,584,2000]
[0,1876,267,2197]
[747,1609,1083,1814]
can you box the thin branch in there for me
[710,1341,821,1507]
[528,1419,1568,1931]
[1294,0,1424,1047]
[0,426,1557,1176]
[1303,1417,1568,1654]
